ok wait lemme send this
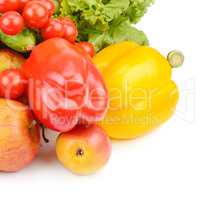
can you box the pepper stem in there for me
[167,50,184,68]
[29,120,49,143]
[40,125,49,143]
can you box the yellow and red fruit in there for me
[0,99,40,172]
[56,125,111,175]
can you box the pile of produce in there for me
[0,0,154,53]
[59,0,153,51]
[0,0,184,175]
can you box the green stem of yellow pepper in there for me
[167,50,184,68]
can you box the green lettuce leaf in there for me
[60,0,153,51]
[126,0,155,23]
[89,19,149,52]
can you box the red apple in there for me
[56,125,112,175]
[0,99,40,172]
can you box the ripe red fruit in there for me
[18,0,30,11]
[56,125,112,175]
[22,1,49,29]
[0,11,24,35]
[59,18,78,43]
[0,0,19,13]
[41,19,64,40]
[40,0,55,16]
[77,42,95,57]
[22,38,108,132]
[0,68,27,99]
[0,99,40,172]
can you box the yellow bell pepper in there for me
[93,41,179,139]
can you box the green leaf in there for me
[89,19,149,52]
[59,0,153,51]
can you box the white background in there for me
[0,1,200,200]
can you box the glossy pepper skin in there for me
[93,41,179,139]
[22,38,108,132]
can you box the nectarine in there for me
[56,125,111,175]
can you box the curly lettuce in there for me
[59,0,154,51]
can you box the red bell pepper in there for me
[22,38,108,132]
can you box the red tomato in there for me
[0,69,27,99]
[59,17,78,43]
[0,11,24,35]
[77,42,95,57]
[40,0,55,16]
[41,19,64,40]
[18,0,30,11]
[0,0,19,13]
[22,1,49,29]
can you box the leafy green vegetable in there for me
[53,0,60,16]
[126,0,155,23]
[89,18,149,52]
[60,0,154,51]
